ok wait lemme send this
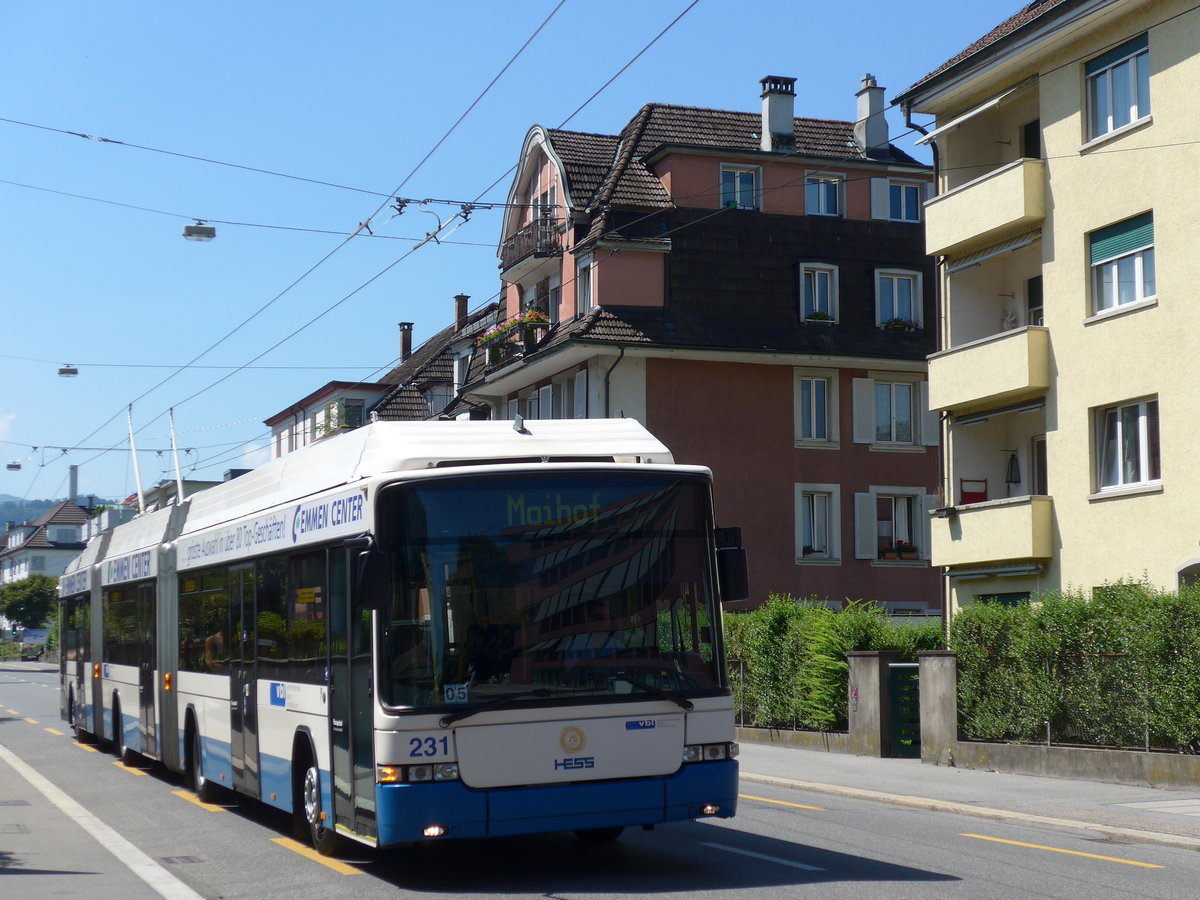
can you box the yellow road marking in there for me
[73,741,98,753]
[6,709,19,715]
[172,790,225,812]
[271,837,364,875]
[962,833,1164,868]
[45,728,65,736]
[740,793,825,811]
[24,717,39,724]
[114,760,148,776]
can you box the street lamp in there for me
[182,220,216,241]
[58,364,78,377]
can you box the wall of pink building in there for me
[595,251,665,307]
[643,356,940,609]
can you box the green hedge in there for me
[725,594,942,731]
[950,583,1200,751]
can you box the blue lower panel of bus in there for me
[376,760,738,846]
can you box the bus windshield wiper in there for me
[614,671,694,711]
[439,689,570,727]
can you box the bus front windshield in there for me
[378,472,725,710]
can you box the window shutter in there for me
[918,382,940,446]
[919,494,939,560]
[854,492,877,559]
[852,378,876,443]
[573,369,588,418]
[538,385,553,420]
[1085,32,1148,76]
[871,178,890,219]
[1090,213,1153,264]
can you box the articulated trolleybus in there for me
[60,419,747,853]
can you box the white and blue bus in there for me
[59,419,746,854]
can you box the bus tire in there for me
[189,725,220,803]
[300,758,342,857]
[575,826,624,843]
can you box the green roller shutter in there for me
[1090,212,1153,264]
[1085,33,1148,77]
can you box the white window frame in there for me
[548,273,562,325]
[795,483,841,563]
[719,164,760,210]
[454,350,472,394]
[1094,396,1160,493]
[1090,223,1155,316]
[854,486,938,560]
[888,181,923,222]
[875,269,922,326]
[1086,35,1151,142]
[793,367,839,447]
[805,173,843,217]
[852,375,938,450]
[576,253,594,314]
[799,263,839,321]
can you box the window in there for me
[548,274,562,325]
[852,377,937,448]
[1096,397,1160,491]
[576,254,594,313]
[874,382,914,444]
[1026,275,1044,326]
[889,182,922,222]
[1031,434,1048,495]
[343,398,365,429]
[876,270,921,325]
[798,377,829,441]
[805,174,841,216]
[795,483,841,562]
[1086,34,1150,140]
[454,352,471,394]
[854,487,937,560]
[1090,213,1154,314]
[720,165,759,210]
[800,264,838,320]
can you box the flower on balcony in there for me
[805,311,835,322]
[882,317,919,332]
[475,309,550,346]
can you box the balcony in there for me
[932,496,1053,568]
[925,159,1044,258]
[499,215,562,282]
[928,326,1048,415]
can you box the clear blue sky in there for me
[0,0,1007,503]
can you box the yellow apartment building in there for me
[894,0,1200,612]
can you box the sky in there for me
[0,0,1010,505]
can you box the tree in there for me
[0,574,58,630]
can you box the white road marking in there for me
[0,741,204,900]
[701,841,826,872]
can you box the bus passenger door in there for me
[136,581,157,757]
[329,549,376,840]
[230,566,260,796]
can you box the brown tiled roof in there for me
[545,129,619,210]
[32,501,88,527]
[372,303,500,421]
[897,0,1077,101]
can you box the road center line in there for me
[0,741,205,899]
[700,841,826,872]
[739,793,825,811]
[961,833,1164,868]
[45,727,65,736]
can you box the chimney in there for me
[69,464,78,506]
[398,322,413,361]
[454,293,470,333]
[760,76,797,152]
[855,73,889,155]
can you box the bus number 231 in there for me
[409,736,450,758]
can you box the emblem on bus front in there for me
[559,726,586,754]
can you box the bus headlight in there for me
[683,742,738,763]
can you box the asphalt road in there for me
[2,661,1196,898]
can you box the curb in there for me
[740,771,1200,853]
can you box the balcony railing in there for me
[928,326,1049,415]
[499,215,562,275]
[932,495,1052,568]
[925,158,1044,258]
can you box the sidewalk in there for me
[737,739,1200,850]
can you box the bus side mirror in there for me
[715,527,749,604]
[356,549,389,610]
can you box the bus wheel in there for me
[190,728,220,803]
[575,826,624,843]
[301,762,342,857]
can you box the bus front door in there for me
[330,549,376,841]
[230,566,260,797]
[136,581,157,757]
